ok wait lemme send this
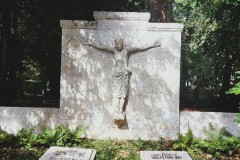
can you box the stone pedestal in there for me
[60,11,183,140]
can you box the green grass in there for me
[0,125,240,160]
[0,139,174,160]
[1,139,240,160]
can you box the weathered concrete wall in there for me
[180,111,240,137]
[0,107,59,134]
[1,107,239,139]
[60,12,183,140]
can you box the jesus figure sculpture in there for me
[82,38,160,127]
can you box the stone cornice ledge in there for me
[148,23,184,32]
[60,20,97,29]
[93,11,150,21]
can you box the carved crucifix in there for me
[82,38,160,127]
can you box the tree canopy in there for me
[174,0,240,111]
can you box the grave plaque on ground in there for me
[140,151,192,160]
[39,146,96,160]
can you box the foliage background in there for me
[174,0,240,111]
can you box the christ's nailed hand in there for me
[81,40,90,45]
[154,41,161,46]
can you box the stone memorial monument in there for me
[60,11,183,139]
[39,146,96,160]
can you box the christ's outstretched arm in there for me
[82,40,113,53]
[127,41,161,53]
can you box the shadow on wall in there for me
[59,25,182,139]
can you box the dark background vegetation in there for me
[0,0,239,112]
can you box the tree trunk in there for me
[0,0,12,105]
[148,0,172,22]
[219,53,236,111]
[7,0,18,105]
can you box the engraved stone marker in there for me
[39,146,96,160]
[140,151,192,160]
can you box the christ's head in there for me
[114,38,124,51]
